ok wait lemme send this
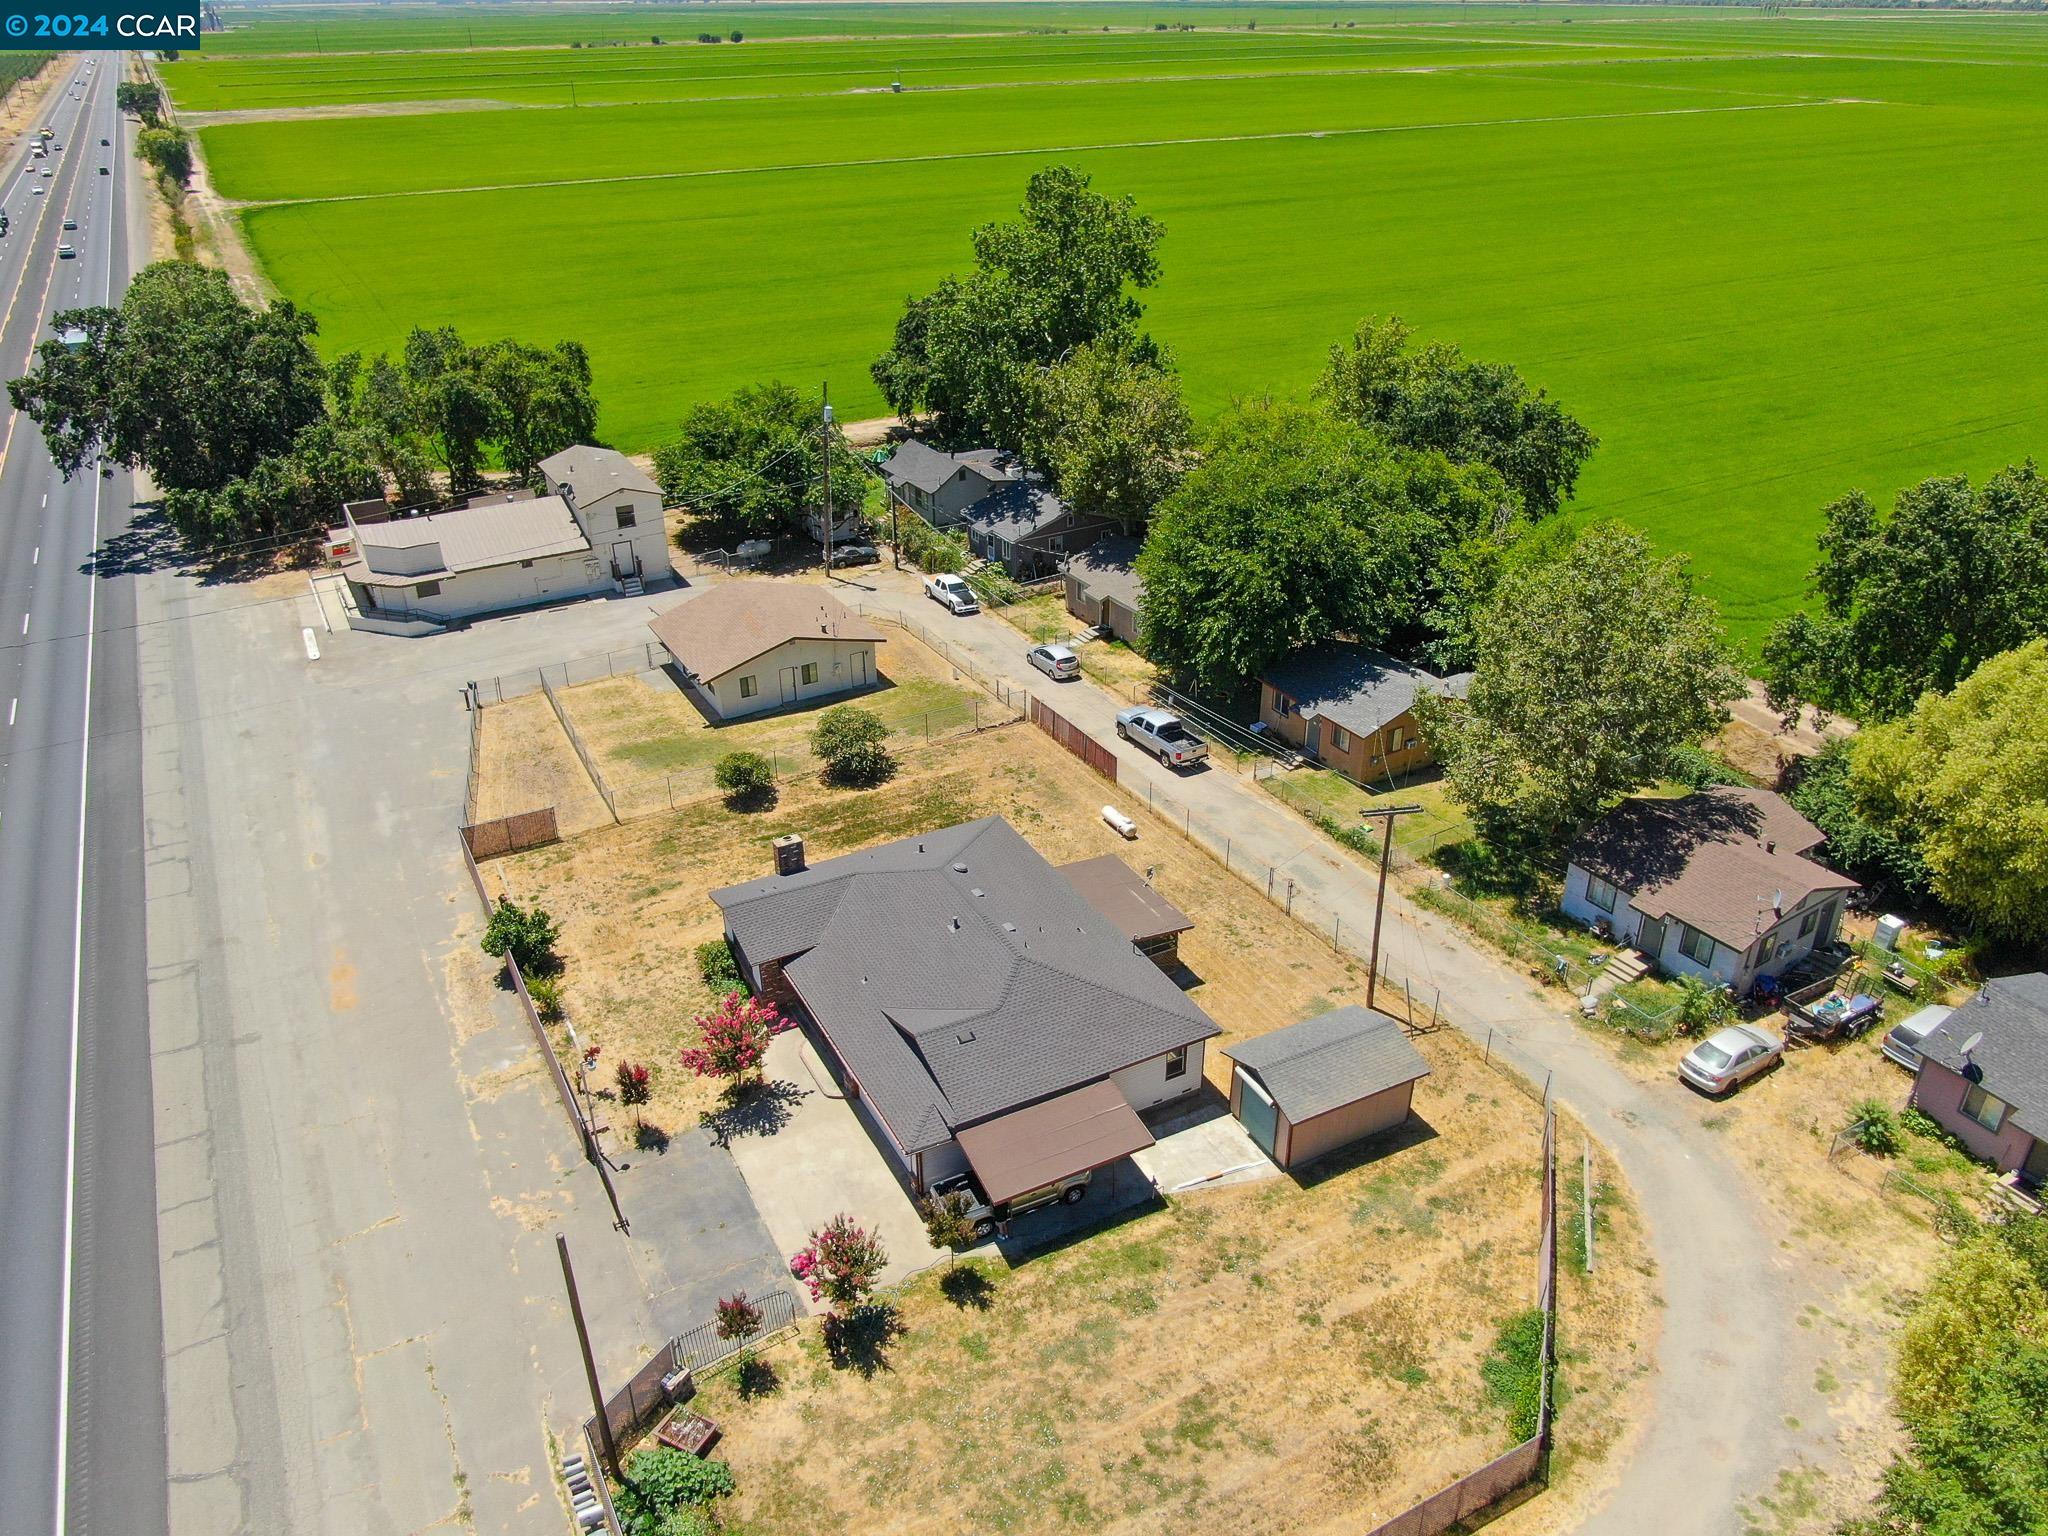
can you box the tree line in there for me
[7,262,597,545]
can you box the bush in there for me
[1664,741,1752,790]
[696,938,744,993]
[1671,973,1735,1037]
[524,972,564,1022]
[1479,1308,1550,1443]
[614,1447,733,1535]
[713,750,775,807]
[480,896,559,974]
[729,29,743,41]
[1848,1098,1904,1157]
[811,704,895,788]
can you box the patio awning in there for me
[955,1080,1155,1206]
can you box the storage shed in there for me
[1223,1006,1431,1170]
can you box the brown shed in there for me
[1224,1006,1431,1170]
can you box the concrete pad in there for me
[1133,1094,1280,1194]
[725,1033,944,1298]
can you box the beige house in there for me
[648,582,887,721]
[538,445,673,591]
[1063,536,1145,648]
[1259,644,1471,782]
[1224,1006,1431,1171]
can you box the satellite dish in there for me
[1961,1031,1985,1082]
[1961,1032,1984,1056]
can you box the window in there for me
[1756,932,1779,967]
[1961,1084,2007,1133]
[415,580,441,598]
[1165,1046,1189,1080]
[1585,874,1619,913]
[1798,907,1818,938]
[1388,726,1407,753]
[1331,725,1352,751]
[1678,923,1716,966]
[1272,692,1295,718]
[738,675,758,699]
[614,505,637,529]
[800,662,819,685]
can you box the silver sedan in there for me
[1678,1024,1784,1096]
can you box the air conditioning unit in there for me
[661,1366,694,1402]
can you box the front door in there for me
[779,666,800,704]
[2024,1136,2048,1188]
[611,540,637,579]
[850,649,872,688]
[1303,717,1321,759]
[1636,916,1667,964]
[1238,1072,1281,1162]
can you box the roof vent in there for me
[949,916,962,931]
[952,861,970,874]
[956,1029,976,1044]
[971,887,986,899]
[1002,922,1017,933]
[1765,839,1776,854]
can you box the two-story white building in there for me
[1557,786,1860,997]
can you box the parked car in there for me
[1116,707,1210,768]
[1027,643,1080,681]
[924,572,979,614]
[1881,1004,1953,1072]
[57,244,75,259]
[1678,1024,1784,1096]
[928,1169,1090,1238]
[826,542,878,566]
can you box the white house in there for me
[331,445,673,631]
[647,582,888,721]
[1557,786,1860,997]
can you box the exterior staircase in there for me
[619,574,645,597]
[1595,948,1651,990]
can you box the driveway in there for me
[827,561,1813,1535]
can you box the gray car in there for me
[1882,1004,1952,1072]
[1027,643,1079,680]
[1678,1023,1784,1096]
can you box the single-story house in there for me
[1063,536,1145,647]
[880,439,1113,578]
[1223,1006,1431,1171]
[1558,786,1861,997]
[1910,973,2048,1188]
[710,817,1219,1199]
[648,582,887,721]
[331,444,673,630]
[1259,645,1472,781]
[1057,854,1193,970]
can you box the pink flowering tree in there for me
[677,992,788,1089]
[789,1213,888,1322]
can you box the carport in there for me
[955,1080,1156,1206]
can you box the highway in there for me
[0,53,165,1536]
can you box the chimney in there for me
[773,833,806,876]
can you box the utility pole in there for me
[1359,803,1423,1013]
[820,382,834,580]
[557,1234,620,1481]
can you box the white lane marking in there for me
[41,491,47,506]
[7,697,15,726]
[20,612,27,634]
[33,546,39,564]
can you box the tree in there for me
[651,380,865,541]
[677,992,788,1086]
[9,262,326,494]
[714,1290,763,1360]
[1783,739,1930,901]
[160,415,383,545]
[1023,340,1191,533]
[713,750,775,807]
[919,1190,980,1262]
[811,704,894,787]
[401,326,497,495]
[115,80,162,124]
[1136,400,1512,693]
[1416,523,1743,852]
[789,1213,888,1320]
[1319,315,1597,518]
[479,896,560,975]
[1850,640,2048,942]
[872,165,1164,445]
[614,1060,652,1127]
[327,350,437,505]
[479,337,597,486]
[135,126,192,185]
[1762,464,2048,721]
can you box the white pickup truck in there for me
[1115,707,1210,769]
[924,572,980,615]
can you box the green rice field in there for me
[169,4,2048,646]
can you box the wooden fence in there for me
[1028,696,1118,783]
[460,807,559,860]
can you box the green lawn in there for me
[189,9,2048,649]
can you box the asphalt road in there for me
[0,55,165,1536]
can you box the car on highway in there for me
[32,185,44,195]
[1027,643,1080,681]
[41,167,54,178]
[1115,707,1210,769]
[57,244,76,260]
[924,572,979,614]
[62,218,76,230]
[1677,1024,1784,1096]
[101,137,110,146]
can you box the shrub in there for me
[614,1060,652,1123]
[480,896,559,974]
[1671,974,1735,1037]
[715,1291,763,1349]
[695,938,744,993]
[1480,1308,1550,1443]
[524,972,565,1022]
[617,1446,734,1525]
[729,29,743,42]
[1848,1098,1904,1157]
[811,704,895,787]
[790,1213,888,1318]
[713,750,775,807]
[1664,741,1752,790]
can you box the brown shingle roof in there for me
[1058,856,1192,943]
[1570,787,1857,951]
[647,582,886,684]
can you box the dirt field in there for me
[471,691,612,835]
[486,715,1655,1532]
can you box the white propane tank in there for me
[1102,805,1138,840]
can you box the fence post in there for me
[1583,1139,1596,1273]
[1485,1027,1494,1065]
[1405,979,1414,1026]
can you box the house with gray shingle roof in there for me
[1558,786,1860,996]
[1910,974,2048,1188]
[710,817,1217,1198]
[1259,644,1472,781]
[1063,535,1146,647]
[879,439,1114,579]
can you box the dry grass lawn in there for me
[471,691,612,835]
[488,719,1655,1532]
[996,592,1159,698]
